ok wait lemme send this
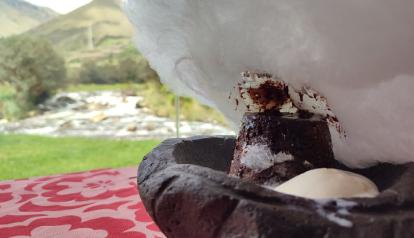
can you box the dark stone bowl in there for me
[138,136,414,238]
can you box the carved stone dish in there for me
[138,136,414,238]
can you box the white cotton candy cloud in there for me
[124,0,414,168]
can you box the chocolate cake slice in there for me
[230,112,335,184]
[229,71,337,184]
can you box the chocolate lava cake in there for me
[230,112,335,184]
[229,71,338,184]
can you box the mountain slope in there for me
[0,0,58,37]
[30,0,133,52]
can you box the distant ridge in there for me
[0,0,58,37]
[29,0,133,52]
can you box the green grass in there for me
[0,134,160,181]
[0,84,15,101]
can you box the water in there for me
[0,91,234,140]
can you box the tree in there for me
[78,58,159,85]
[78,61,105,84]
[118,58,159,84]
[0,36,66,118]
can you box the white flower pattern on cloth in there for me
[0,167,164,238]
[57,175,119,198]
[11,225,108,238]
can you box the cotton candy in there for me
[124,0,414,168]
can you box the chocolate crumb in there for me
[246,80,289,111]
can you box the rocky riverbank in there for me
[0,91,234,140]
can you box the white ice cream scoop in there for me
[273,168,379,199]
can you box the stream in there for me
[0,91,235,140]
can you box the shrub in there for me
[77,57,158,85]
[0,36,66,119]
[78,61,109,84]
[1,99,25,120]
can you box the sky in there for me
[25,0,93,14]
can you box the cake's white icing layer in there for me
[124,0,414,168]
[240,144,294,171]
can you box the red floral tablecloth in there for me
[0,167,165,238]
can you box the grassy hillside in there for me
[0,0,58,37]
[2,0,229,124]
[30,0,132,53]
[29,0,138,76]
